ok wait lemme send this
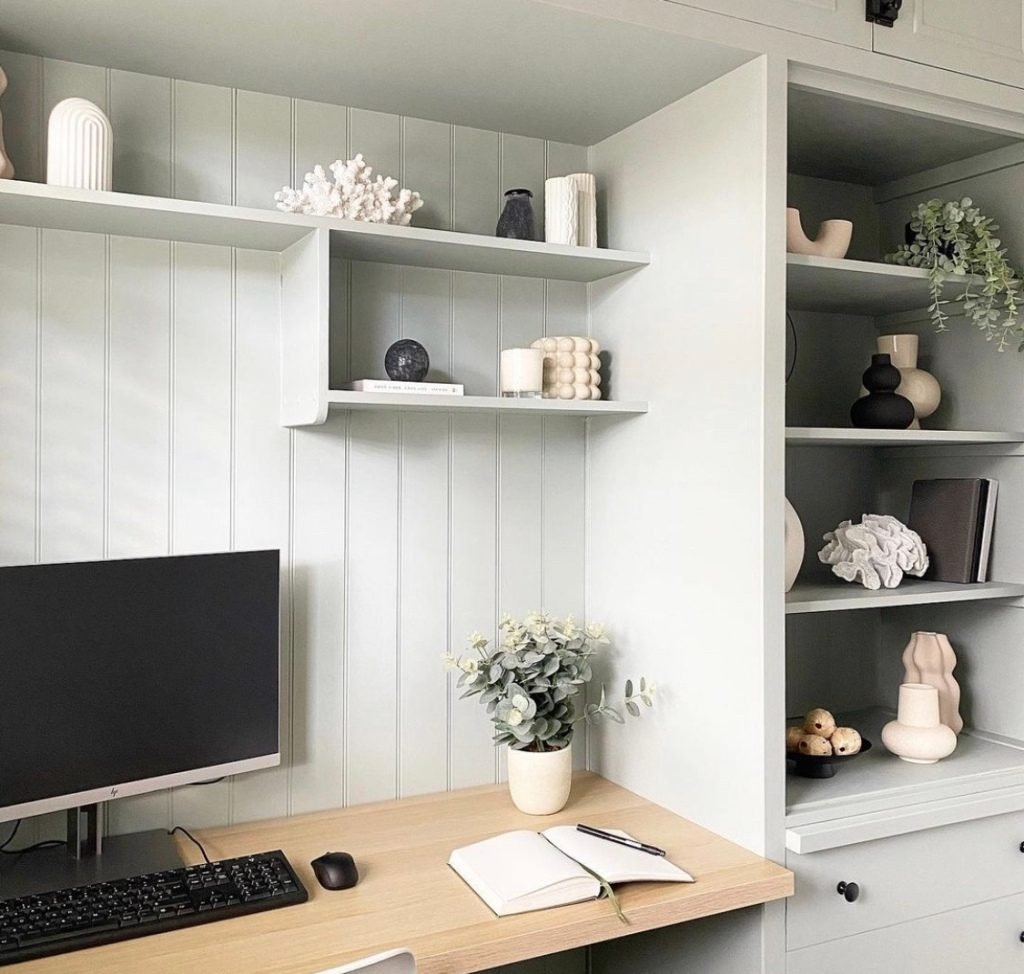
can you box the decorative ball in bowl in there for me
[785,708,869,779]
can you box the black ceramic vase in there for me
[385,339,430,382]
[496,189,535,240]
[850,353,915,429]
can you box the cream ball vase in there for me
[882,683,957,765]
[877,334,940,430]
[786,208,853,259]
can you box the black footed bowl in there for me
[787,738,873,779]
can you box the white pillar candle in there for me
[500,348,544,398]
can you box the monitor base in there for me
[0,826,185,899]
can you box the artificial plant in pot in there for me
[443,613,654,815]
[886,197,1024,351]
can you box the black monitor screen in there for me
[0,551,280,812]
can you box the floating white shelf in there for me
[785,579,1024,614]
[785,427,1024,447]
[0,180,649,282]
[786,253,975,316]
[326,392,649,417]
[785,708,1024,853]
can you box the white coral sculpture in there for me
[274,154,424,225]
[818,514,929,591]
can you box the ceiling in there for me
[0,0,754,145]
[788,87,1021,186]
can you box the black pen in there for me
[576,823,666,857]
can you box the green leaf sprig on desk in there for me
[443,613,654,752]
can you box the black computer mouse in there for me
[311,851,360,890]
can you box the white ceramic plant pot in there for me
[786,207,853,259]
[881,683,958,765]
[507,743,573,815]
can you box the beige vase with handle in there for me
[786,207,852,259]
[901,631,962,734]
[507,743,572,815]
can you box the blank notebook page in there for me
[542,826,695,884]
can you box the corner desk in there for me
[17,774,792,973]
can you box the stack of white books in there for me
[342,379,464,396]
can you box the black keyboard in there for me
[0,850,308,966]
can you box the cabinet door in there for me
[672,0,871,48]
[787,892,1024,974]
[874,0,1024,88]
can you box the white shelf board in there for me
[786,427,1024,447]
[325,392,649,417]
[786,708,1024,852]
[786,254,974,316]
[0,180,650,282]
[785,579,1024,614]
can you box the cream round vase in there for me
[507,744,573,815]
[881,683,958,765]
[876,334,940,430]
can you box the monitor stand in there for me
[0,804,186,900]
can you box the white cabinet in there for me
[874,0,1024,88]
[672,0,871,47]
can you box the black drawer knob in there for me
[1019,931,1024,943]
[1019,841,1024,853]
[836,881,860,902]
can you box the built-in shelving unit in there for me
[786,253,977,316]
[785,580,1024,614]
[785,709,1024,853]
[785,427,1024,448]
[325,393,649,416]
[0,180,650,283]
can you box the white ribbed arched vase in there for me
[47,97,112,191]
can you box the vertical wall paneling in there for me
[402,117,453,232]
[109,70,172,198]
[234,90,291,210]
[0,50,43,182]
[173,80,232,205]
[453,127,500,236]
[293,99,350,180]
[42,60,107,167]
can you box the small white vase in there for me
[47,97,113,191]
[784,497,805,593]
[544,176,579,246]
[902,631,962,735]
[882,683,957,765]
[877,334,940,431]
[786,207,853,259]
[507,743,572,815]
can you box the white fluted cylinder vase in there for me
[47,97,112,191]
[566,172,597,247]
[544,176,579,245]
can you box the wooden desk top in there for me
[19,774,792,973]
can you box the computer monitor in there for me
[0,550,281,823]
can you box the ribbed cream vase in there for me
[544,176,579,246]
[47,97,113,191]
[566,172,597,247]
[0,65,13,179]
[507,743,573,815]
[901,631,962,734]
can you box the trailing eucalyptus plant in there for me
[886,197,1023,351]
[443,613,654,752]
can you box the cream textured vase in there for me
[47,97,113,191]
[881,683,958,764]
[786,207,852,259]
[0,66,13,179]
[784,497,805,593]
[566,172,597,247]
[507,743,573,815]
[544,176,579,246]
[901,631,962,734]
[876,334,940,431]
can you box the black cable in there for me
[785,311,798,383]
[0,820,20,852]
[168,826,211,865]
[0,839,66,856]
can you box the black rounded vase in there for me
[385,339,430,382]
[850,353,915,429]
[496,189,536,240]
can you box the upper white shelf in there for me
[326,393,648,417]
[786,427,1024,447]
[0,180,649,283]
[785,579,1024,614]
[786,253,971,316]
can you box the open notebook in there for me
[448,826,694,917]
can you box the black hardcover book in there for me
[908,479,987,584]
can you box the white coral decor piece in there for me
[818,514,929,591]
[274,154,424,225]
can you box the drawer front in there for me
[787,892,1024,974]
[786,810,1024,949]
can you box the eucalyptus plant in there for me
[443,613,654,752]
[886,197,1023,351]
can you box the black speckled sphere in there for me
[385,339,430,382]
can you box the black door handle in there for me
[836,881,860,902]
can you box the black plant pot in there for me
[850,353,915,429]
[904,222,956,259]
[496,189,536,240]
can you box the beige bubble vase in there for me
[882,683,957,765]
[877,334,940,430]
[507,743,573,815]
